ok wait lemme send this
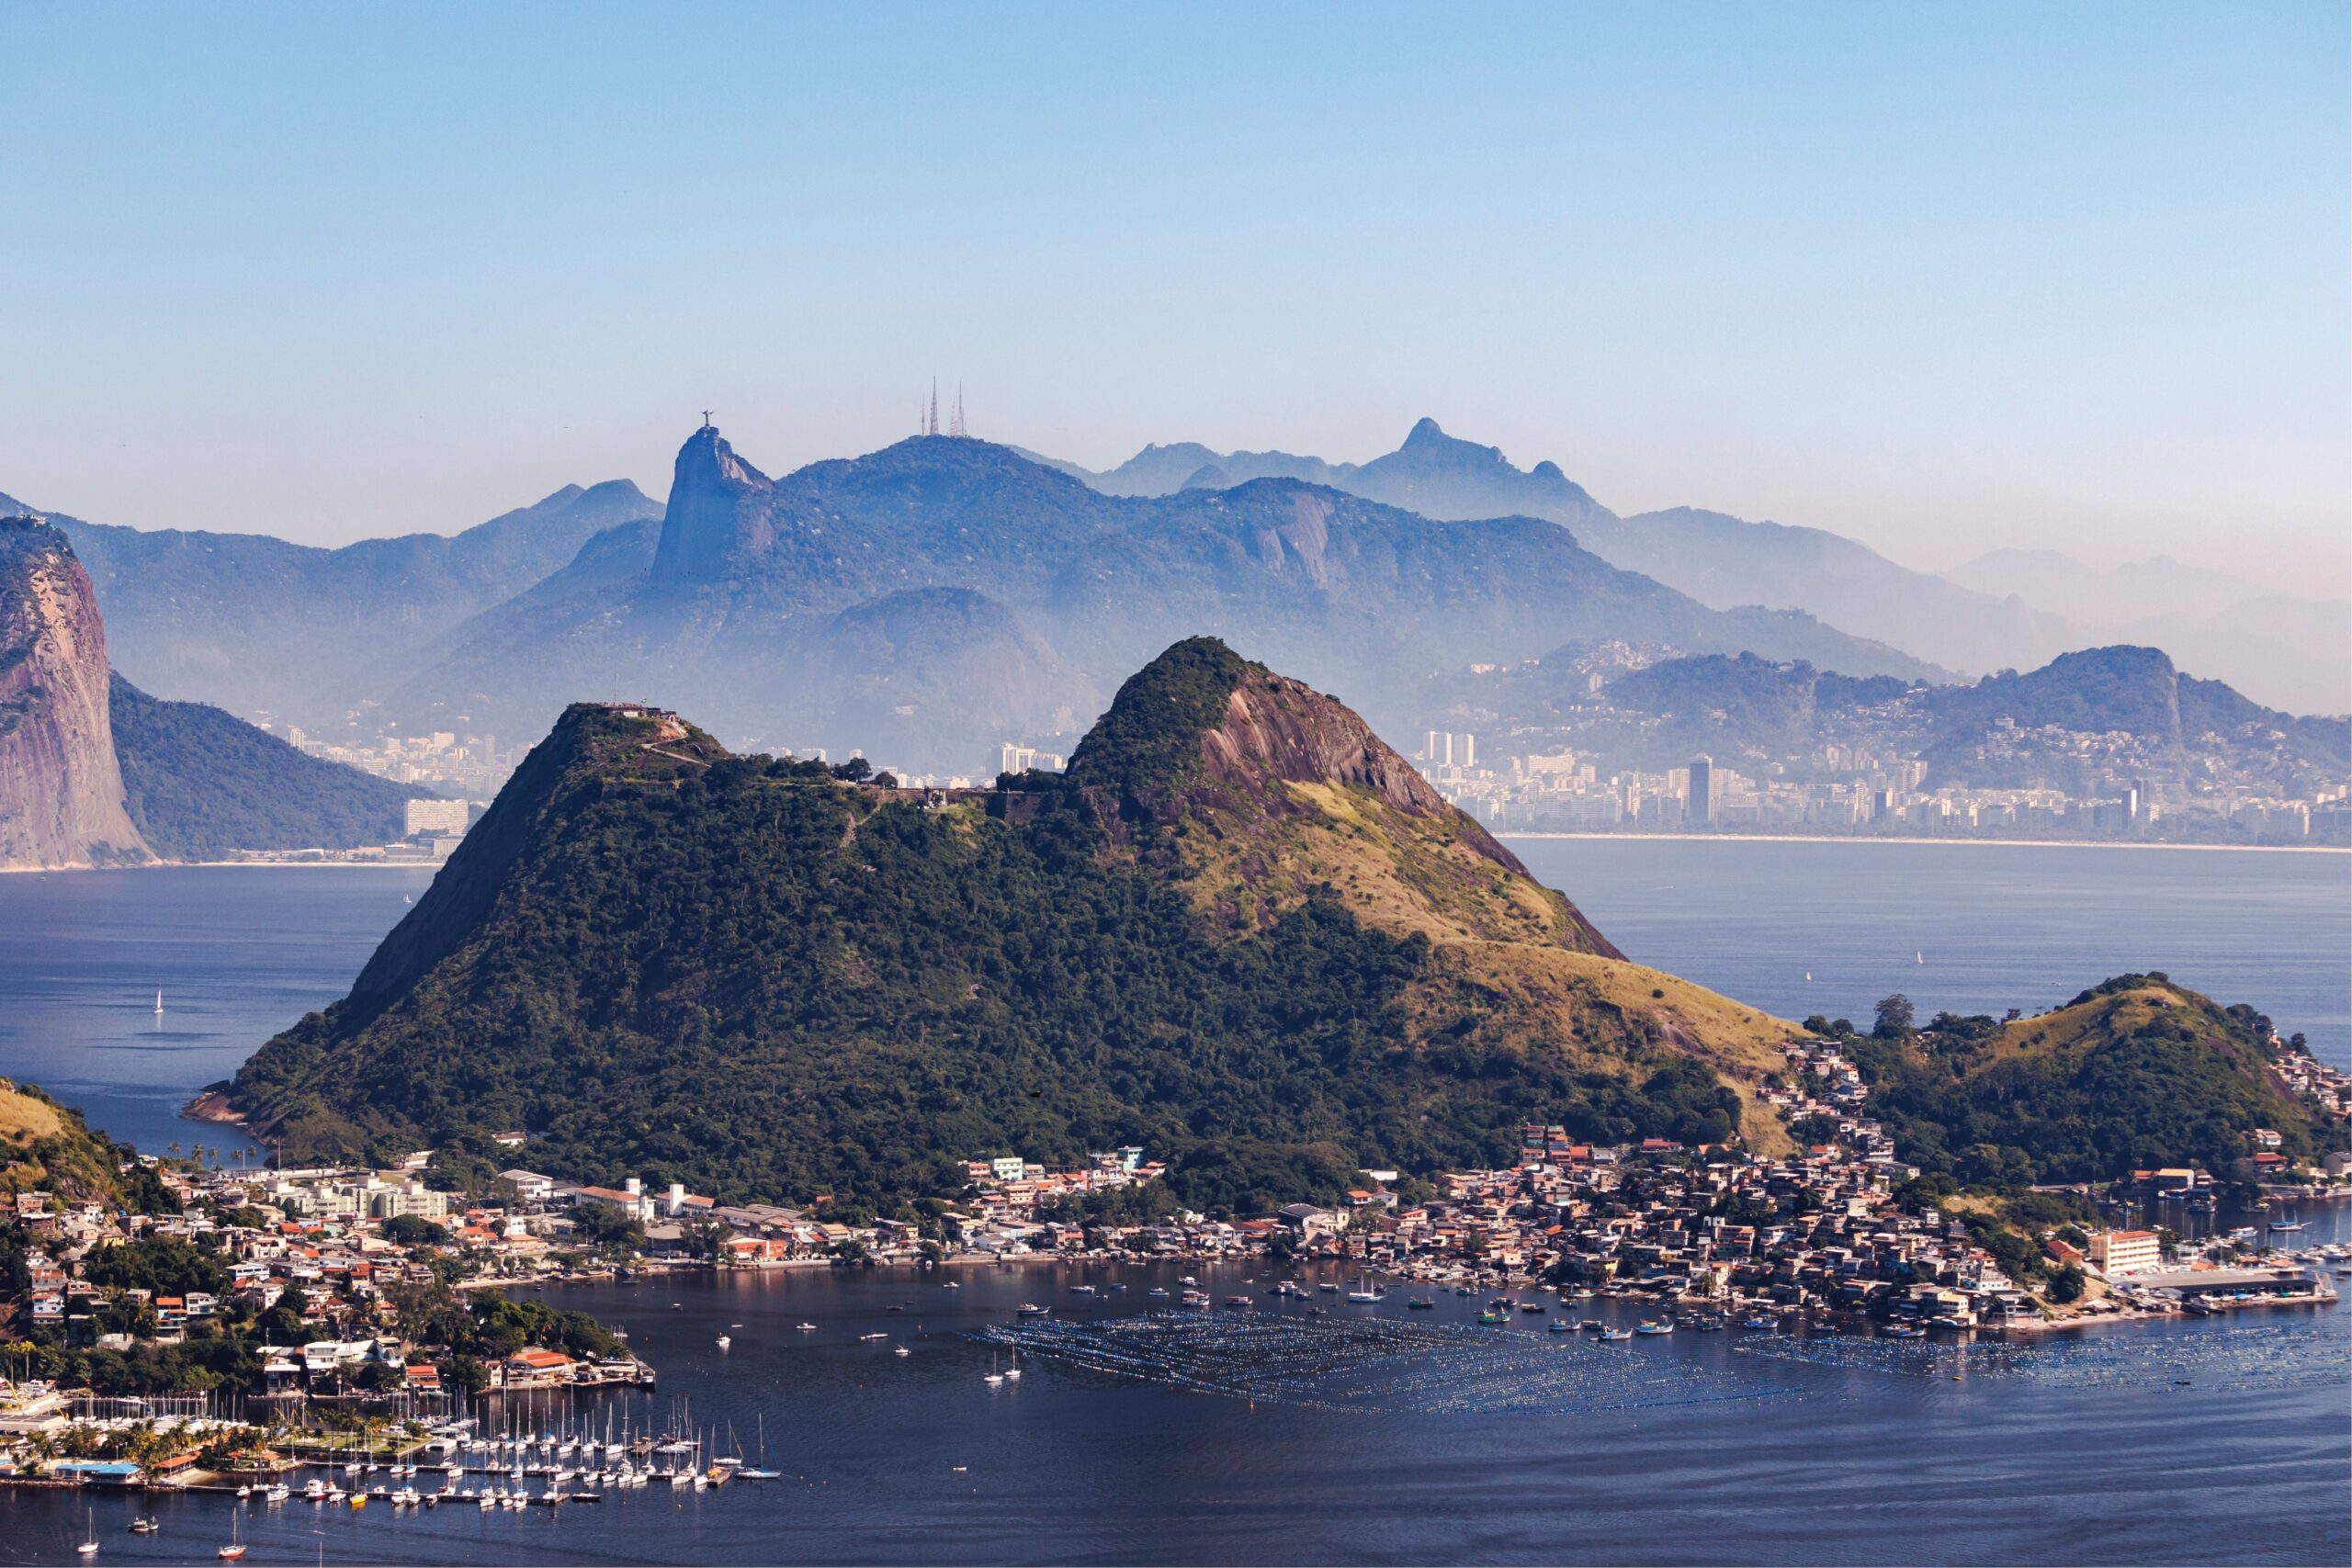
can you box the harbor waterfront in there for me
[2,1251,2347,1566]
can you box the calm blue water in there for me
[1,1261,2346,1566]
[1508,839,2352,1072]
[0,849,2346,1565]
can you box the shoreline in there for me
[1497,832,2347,854]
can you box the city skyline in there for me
[3,3,2345,595]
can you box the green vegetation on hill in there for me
[109,673,435,859]
[1827,975,2346,1184]
[1062,635,1249,798]
[227,647,1785,1213]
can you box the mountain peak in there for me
[1066,634,1455,818]
[1402,415,1451,449]
[1066,637,1619,953]
[650,423,777,584]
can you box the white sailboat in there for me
[1002,1345,1021,1382]
[153,988,164,1016]
[76,1505,99,1556]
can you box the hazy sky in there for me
[4,4,2345,596]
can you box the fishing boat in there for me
[1599,1327,1634,1341]
[1407,1296,1435,1310]
[129,1518,158,1535]
[1634,1319,1673,1336]
[1476,1310,1507,1325]
[1548,1318,1576,1333]
[1741,1316,1774,1329]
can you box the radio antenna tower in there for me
[949,383,967,438]
[926,378,940,437]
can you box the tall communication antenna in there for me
[949,383,967,438]
[927,378,940,437]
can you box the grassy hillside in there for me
[0,1078,169,1210]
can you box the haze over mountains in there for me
[67,423,1927,773]
[4,415,2339,789]
[1041,421,2349,715]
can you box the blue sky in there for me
[3,3,2344,593]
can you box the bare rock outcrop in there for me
[0,517,151,869]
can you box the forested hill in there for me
[221,640,1802,1213]
[109,674,437,860]
[1828,976,2348,1185]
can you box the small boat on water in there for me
[716,1335,731,1348]
[796,1321,819,1331]
[984,1352,1006,1387]
[1548,1318,1576,1333]
[1634,1320,1673,1336]
[130,1520,158,1536]
[76,1506,98,1557]
[1599,1327,1634,1342]
[1346,1277,1385,1303]
[1003,1347,1022,1382]
[1147,1287,1170,1298]
[895,1345,910,1358]
[1017,1303,1049,1317]
[1407,1296,1435,1310]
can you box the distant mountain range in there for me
[1036,421,2348,715]
[376,425,1942,772]
[1498,644,2346,798]
[7,417,2339,787]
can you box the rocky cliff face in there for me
[0,518,151,870]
